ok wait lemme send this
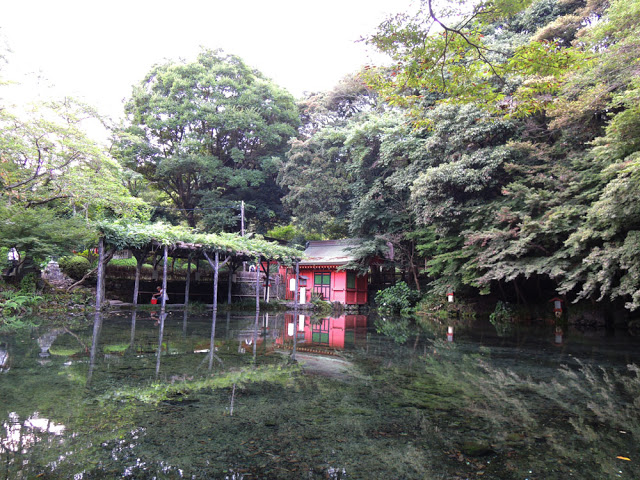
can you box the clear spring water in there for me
[2,309,640,479]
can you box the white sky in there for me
[1,0,413,124]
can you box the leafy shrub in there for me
[59,255,91,280]
[19,273,37,293]
[0,290,43,320]
[489,301,520,336]
[109,258,138,267]
[375,281,420,315]
[489,301,515,324]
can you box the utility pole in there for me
[241,200,246,272]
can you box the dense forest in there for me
[2,0,639,313]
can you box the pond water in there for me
[1,309,640,479]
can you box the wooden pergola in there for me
[94,222,305,316]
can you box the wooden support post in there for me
[261,260,271,302]
[255,256,261,313]
[161,245,168,314]
[213,251,220,312]
[291,261,300,362]
[95,237,105,311]
[227,262,233,305]
[208,250,220,371]
[203,250,229,311]
[294,261,299,310]
[184,254,192,307]
[252,256,260,363]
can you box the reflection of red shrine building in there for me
[276,314,368,352]
[281,240,369,305]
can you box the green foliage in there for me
[375,281,420,315]
[115,48,299,231]
[58,255,91,280]
[0,204,93,267]
[489,300,515,324]
[107,364,299,404]
[108,257,138,267]
[19,273,37,294]
[488,300,530,335]
[0,97,149,220]
[0,289,42,327]
[266,224,324,246]
[96,220,304,262]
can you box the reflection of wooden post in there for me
[95,237,105,311]
[156,312,166,378]
[161,245,168,314]
[132,250,146,306]
[130,311,137,348]
[87,312,102,385]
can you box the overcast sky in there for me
[1,0,413,123]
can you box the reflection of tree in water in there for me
[0,343,9,372]
[416,342,640,478]
[1,411,67,477]
[1,412,66,453]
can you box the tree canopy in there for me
[115,49,300,231]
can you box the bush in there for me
[59,255,91,280]
[375,281,420,315]
[109,258,138,267]
[19,273,37,293]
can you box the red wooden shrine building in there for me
[281,239,369,305]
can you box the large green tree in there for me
[361,0,640,310]
[0,95,148,271]
[115,49,299,231]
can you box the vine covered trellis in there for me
[97,221,304,262]
[93,221,305,313]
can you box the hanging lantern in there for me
[447,291,455,303]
